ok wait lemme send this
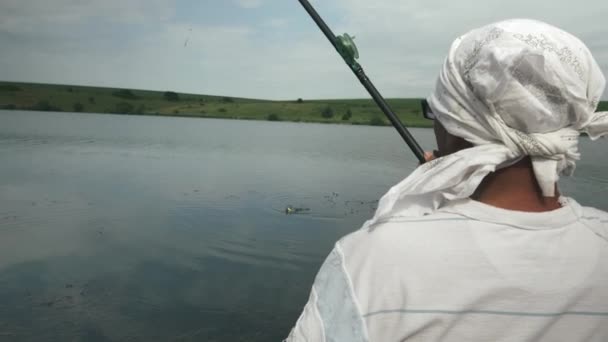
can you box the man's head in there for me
[429,19,605,147]
[366,19,607,222]
[426,19,607,197]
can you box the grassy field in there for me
[0,81,432,127]
[1,81,606,128]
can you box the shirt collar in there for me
[438,197,582,230]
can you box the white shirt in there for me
[286,198,608,341]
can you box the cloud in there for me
[319,0,608,99]
[0,0,606,100]
[0,0,174,33]
[235,0,263,9]
[264,18,288,28]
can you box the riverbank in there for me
[0,81,434,127]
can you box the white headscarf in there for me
[364,19,608,229]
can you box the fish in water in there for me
[285,206,311,215]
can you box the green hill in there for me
[0,81,431,127]
[1,81,606,128]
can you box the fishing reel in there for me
[336,33,360,68]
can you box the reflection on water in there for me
[0,110,606,341]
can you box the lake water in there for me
[0,110,606,341]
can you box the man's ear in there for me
[449,135,473,152]
[434,120,472,156]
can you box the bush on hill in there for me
[114,102,134,114]
[0,85,21,92]
[112,89,138,100]
[31,100,62,112]
[164,91,179,102]
[342,109,352,121]
[321,106,334,119]
[73,102,84,112]
[368,116,386,126]
[267,114,281,121]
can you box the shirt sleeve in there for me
[284,287,325,342]
[285,243,369,342]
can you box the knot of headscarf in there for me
[363,19,608,230]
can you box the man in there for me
[286,19,608,341]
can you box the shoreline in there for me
[0,108,435,129]
[2,81,605,128]
[0,81,433,128]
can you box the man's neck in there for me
[471,157,562,212]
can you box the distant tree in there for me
[342,108,352,121]
[222,97,234,103]
[164,91,180,102]
[219,108,227,113]
[112,89,138,100]
[296,98,304,104]
[0,85,22,92]
[73,102,84,112]
[368,116,385,126]
[267,114,281,121]
[1,104,16,110]
[321,106,334,119]
[32,100,61,112]
[88,96,95,104]
[114,102,134,114]
[66,87,73,92]
[135,104,145,114]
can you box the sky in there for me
[0,0,607,100]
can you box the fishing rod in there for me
[297,0,426,163]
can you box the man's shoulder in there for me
[577,204,608,241]
[368,211,470,230]
[579,204,608,221]
[338,212,471,259]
